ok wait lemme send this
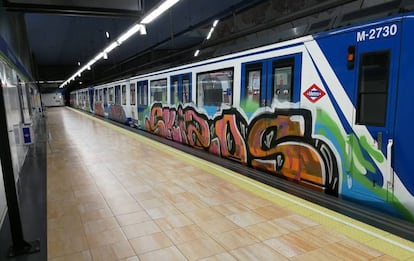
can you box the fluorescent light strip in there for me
[104,42,119,53]
[206,28,214,40]
[59,0,181,88]
[213,20,219,27]
[117,24,141,43]
[141,0,180,24]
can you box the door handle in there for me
[386,139,394,191]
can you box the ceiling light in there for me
[213,20,219,27]
[60,0,179,89]
[141,0,180,24]
[104,42,119,54]
[77,61,81,66]
[194,49,200,57]
[117,23,141,43]
[206,28,214,40]
[92,53,104,62]
[139,24,147,35]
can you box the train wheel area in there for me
[50,106,414,260]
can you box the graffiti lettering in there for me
[145,103,339,195]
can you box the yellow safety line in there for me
[67,107,414,259]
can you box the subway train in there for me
[71,11,414,223]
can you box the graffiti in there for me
[109,105,127,123]
[145,103,339,195]
[94,102,104,117]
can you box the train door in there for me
[170,73,192,105]
[88,88,94,112]
[103,87,108,117]
[129,81,137,126]
[241,54,308,181]
[240,54,301,117]
[137,80,148,127]
[350,22,401,195]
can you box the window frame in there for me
[196,67,234,107]
[356,50,390,127]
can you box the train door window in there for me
[244,63,262,109]
[171,77,179,104]
[115,85,121,105]
[95,90,98,101]
[356,51,390,126]
[183,76,190,103]
[272,58,294,102]
[150,79,167,104]
[98,89,102,102]
[121,84,126,105]
[130,83,136,105]
[137,81,148,106]
[108,87,114,104]
[197,68,233,107]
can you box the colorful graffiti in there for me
[109,105,127,124]
[145,103,339,195]
[94,102,104,117]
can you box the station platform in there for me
[46,107,414,261]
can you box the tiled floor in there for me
[46,107,411,260]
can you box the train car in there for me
[71,11,414,222]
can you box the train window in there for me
[99,89,103,102]
[115,85,121,105]
[272,58,294,102]
[130,83,136,105]
[108,87,114,103]
[171,78,179,104]
[356,51,390,126]
[245,63,262,107]
[122,85,126,105]
[150,79,167,104]
[138,81,148,106]
[183,76,190,103]
[197,68,233,107]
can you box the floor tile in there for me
[212,228,259,250]
[225,211,266,227]
[185,208,224,224]
[165,224,208,244]
[176,237,226,260]
[139,246,187,261]
[197,217,239,235]
[244,220,290,241]
[230,243,289,261]
[48,250,92,261]
[129,232,173,254]
[83,217,119,235]
[116,211,151,227]
[86,227,127,248]
[155,214,194,230]
[122,220,161,240]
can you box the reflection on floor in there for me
[47,107,407,260]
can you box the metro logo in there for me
[303,84,326,103]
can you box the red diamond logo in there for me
[303,84,326,103]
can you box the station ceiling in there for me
[3,0,410,92]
